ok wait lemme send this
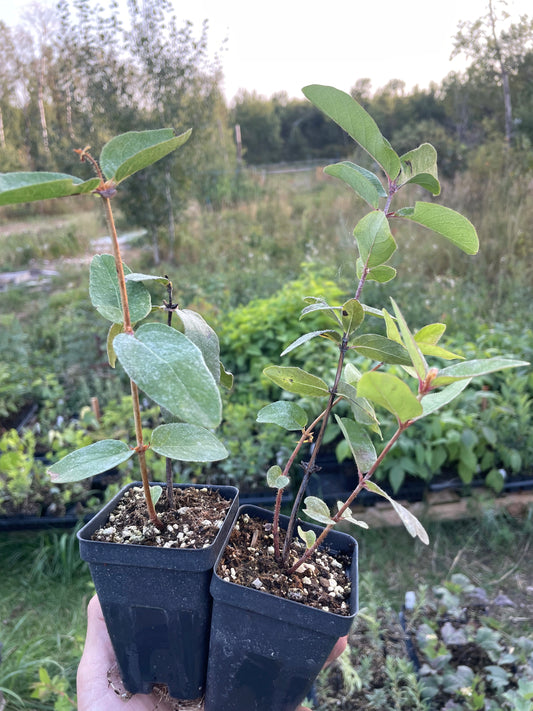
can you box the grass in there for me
[0,528,92,709]
[0,506,531,709]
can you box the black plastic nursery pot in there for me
[77,481,239,700]
[205,504,358,711]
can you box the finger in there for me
[325,634,348,667]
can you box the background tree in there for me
[119,0,235,263]
[451,0,533,146]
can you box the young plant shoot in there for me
[0,129,231,527]
[258,85,529,571]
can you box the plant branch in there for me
[287,421,408,575]
[271,402,339,560]
[282,336,349,563]
[101,196,133,335]
[99,193,163,530]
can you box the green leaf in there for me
[0,172,100,205]
[106,322,123,368]
[336,381,380,429]
[336,501,369,529]
[280,329,340,356]
[150,485,163,507]
[302,85,401,178]
[343,362,363,385]
[365,480,429,544]
[432,357,529,387]
[414,322,445,345]
[356,259,397,283]
[90,254,152,324]
[351,334,411,365]
[357,371,423,422]
[267,465,290,489]
[100,128,192,184]
[150,423,228,462]
[125,272,171,285]
[335,415,377,474]
[263,366,330,397]
[383,308,402,344]
[398,143,440,195]
[396,202,479,255]
[486,469,505,494]
[300,297,343,326]
[220,362,234,390]
[257,401,308,430]
[303,495,335,525]
[391,299,428,379]
[420,379,472,417]
[174,309,221,383]
[298,526,317,548]
[415,323,463,360]
[324,161,385,207]
[48,440,134,483]
[341,298,365,335]
[114,323,222,428]
[354,211,397,268]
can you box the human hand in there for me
[77,595,347,711]
[77,595,175,711]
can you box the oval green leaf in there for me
[302,85,401,178]
[398,143,440,195]
[125,273,171,285]
[150,423,228,462]
[335,415,377,474]
[114,323,222,428]
[48,440,134,483]
[0,172,100,205]
[100,128,192,184]
[336,381,380,429]
[266,465,290,489]
[357,371,423,422]
[324,161,383,207]
[431,357,529,387]
[263,366,330,397]
[351,334,411,365]
[365,480,429,543]
[90,254,152,324]
[357,259,397,283]
[150,485,163,507]
[342,299,365,335]
[303,496,334,525]
[257,401,308,430]
[174,308,221,383]
[354,211,397,269]
[298,526,317,548]
[397,202,479,255]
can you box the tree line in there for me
[0,0,532,258]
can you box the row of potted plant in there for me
[0,84,528,710]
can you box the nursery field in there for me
[1,156,533,709]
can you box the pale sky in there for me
[2,0,531,103]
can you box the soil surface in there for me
[217,511,352,615]
[91,486,232,548]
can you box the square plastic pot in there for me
[205,504,358,711]
[77,481,239,699]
